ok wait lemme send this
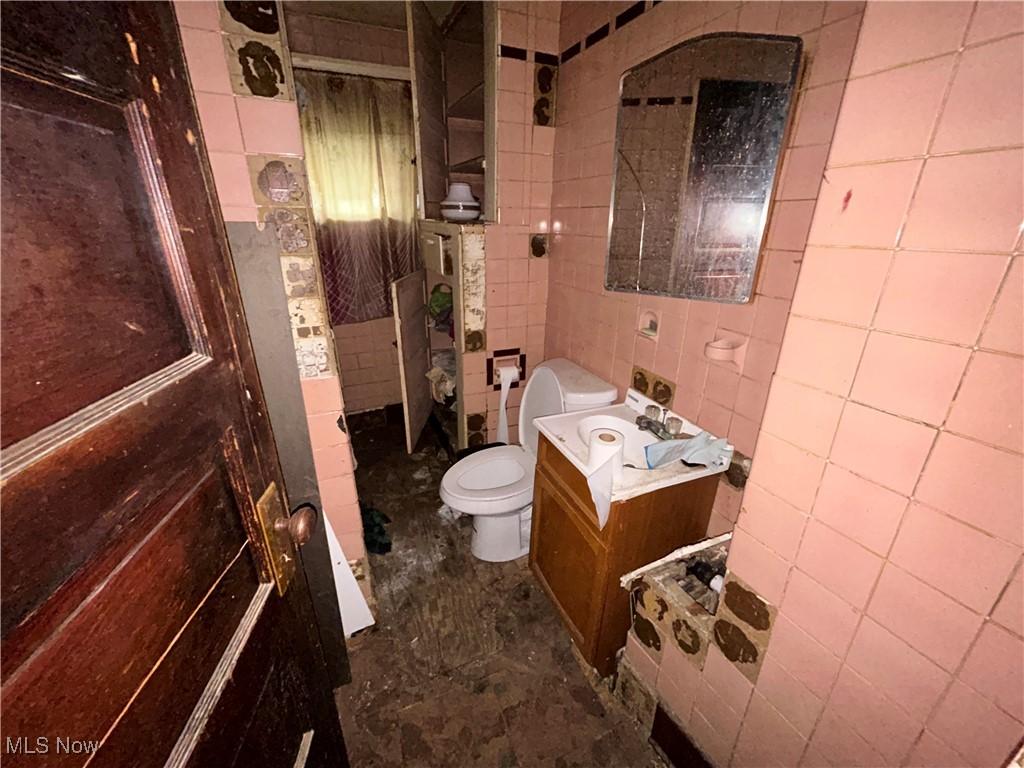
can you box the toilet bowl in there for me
[440,358,617,562]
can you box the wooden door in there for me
[0,3,346,767]
[392,269,432,454]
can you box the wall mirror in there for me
[606,34,802,303]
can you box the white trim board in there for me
[291,53,411,82]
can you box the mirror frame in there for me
[605,32,804,304]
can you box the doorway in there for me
[295,66,419,423]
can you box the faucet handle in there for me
[644,404,660,420]
[666,416,684,437]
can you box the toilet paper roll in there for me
[586,429,624,530]
[495,364,520,444]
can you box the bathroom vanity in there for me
[529,398,726,675]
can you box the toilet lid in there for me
[440,445,535,507]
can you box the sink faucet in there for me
[636,406,675,440]
[636,406,690,440]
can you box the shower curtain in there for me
[296,70,418,325]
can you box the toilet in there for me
[440,358,618,562]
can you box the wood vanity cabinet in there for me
[529,434,718,676]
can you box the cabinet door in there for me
[529,470,607,656]
[392,269,431,454]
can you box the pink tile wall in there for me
[546,1,861,534]
[176,2,366,564]
[620,2,1023,766]
[334,317,403,413]
[301,376,364,562]
[484,1,561,443]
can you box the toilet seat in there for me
[440,445,536,516]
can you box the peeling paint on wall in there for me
[460,225,487,352]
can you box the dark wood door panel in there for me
[181,590,335,768]
[1,70,198,448]
[0,368,240,649]
[1,3,347,765]
[90,552,260,768]
[2,463,251,766]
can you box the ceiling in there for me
[283,1,456,31]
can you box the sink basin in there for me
[532,392,733,503]
[575,414,657,467]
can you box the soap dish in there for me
[704,337,746,369]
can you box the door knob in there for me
[276,502,318,547]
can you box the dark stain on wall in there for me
[713,619,758,664]
[634,615,662,651]
[237,40,285,97]
[672,617,701,655]
[723,581,770,631]
[224,1,280,34]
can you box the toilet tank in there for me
[518,359,618,455]
[542,358,618,412]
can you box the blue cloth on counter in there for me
[644,432,730,470]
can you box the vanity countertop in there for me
[533,390,733,503]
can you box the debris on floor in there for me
[337,410,665,767]
[437,503,462,522]
[360,502,392,555]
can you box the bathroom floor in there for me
[336,409,665,767]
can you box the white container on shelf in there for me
[440,182,481,222]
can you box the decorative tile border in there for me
[561,0,653,63]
